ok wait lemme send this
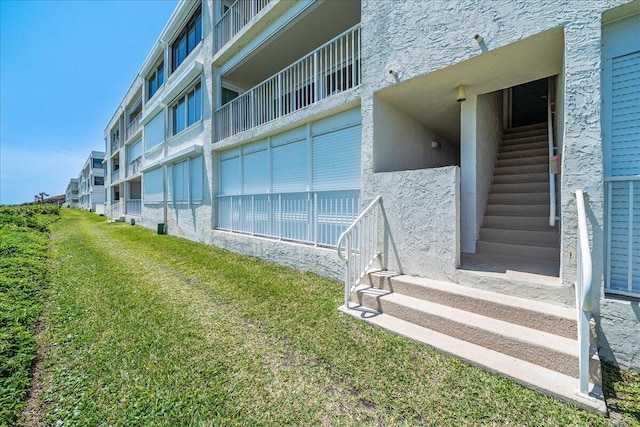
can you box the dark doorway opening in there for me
[511,78,548,127]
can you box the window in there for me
[171,6,202,72]
[143,168,164,202]
[94,176,104,186]
[128,139,142,162]
[92,158,103,169]
[172,83,202,135]
[144,112,165,151]
[147,61,164,99]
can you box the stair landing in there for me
[340,271,606,413]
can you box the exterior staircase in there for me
[476,122,559,263]
[341,271,606,413]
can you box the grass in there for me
[33,208,637,425]
[0,204,59,426]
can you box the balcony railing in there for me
[110,201,122,218]
[216,190,360,247]
[126,113,142,141]
[110,137,120,154]
[126,199,142,216]
[215,24,361,141]
[127,158,142,177]
[111,168,120,183]
[214,0,273,53]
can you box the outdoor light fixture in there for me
[431,140,441,150]
[389,70,398,77]
[456,84,466,102]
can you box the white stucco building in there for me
[77,150,105,213]
[64,178,79,208]
[104,0,639,410]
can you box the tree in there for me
[34,192,49,203]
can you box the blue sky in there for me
[0,0,178,205]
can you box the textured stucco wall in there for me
[360,0,638,369]
[373,97,457,172]
[364,167,460,281]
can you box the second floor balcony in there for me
[126,113,142,141]
[214,24,360,142]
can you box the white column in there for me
[460,93,477,254]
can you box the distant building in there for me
[77,150,106,213]
[64,178,79,208]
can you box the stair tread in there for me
[478,237,560,248]
[339,306,606,413]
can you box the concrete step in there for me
[490,181,549,194]
[492,172,549,184]
[494,163,548,175]
[488,192,549,205]
[484,203,548,216]
[496,155,549,168]
[482,214,556,230]
[500,140,548,153]
[503,122,547,135]
[479,227,559,246]
[362,272,575,338]
[498,146,549,160]
[353,288,597,381]
[501,134,547,146]
[476,240,559,262]
[339,307,606,413]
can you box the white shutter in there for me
[144,112,165,151]
[243,146,269,194]
[190,156,203,201]
[312,124,361,191]
[272,139,308,193]
[604,13,640,296]
[220,150,241,195]
[143,167,163,202]
[128,139,142,161]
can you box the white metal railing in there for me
[605,176,639,297]
[337,196,383,309]
[575,189,594,397]
[216,190,359,247]
[126,199,142,216]
[111,138,120,154]
[214,0,273,53]
[215,24,361,141]
[127,158,142,177]
[110,200,122,218]
[126,113,142,141]
[111,168,120,182]
[548,96,557,227]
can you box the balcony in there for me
[110,137,120,154]
[214,0,273,53]
[111,168,120,183]
[126,158,142,177]
[216,189,359,247]
[214,24,360,141]
[126,199,142,216]
[126,113,142,141]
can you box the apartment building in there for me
[104,0,640,411]
[64,178,79,208]
[78,150,106,213]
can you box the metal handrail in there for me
[548,98,556,227]
[337,196,383,308]
[575,189,594,397]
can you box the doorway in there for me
[509,78,549,128]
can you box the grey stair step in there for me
[498,147,549,160]
[339,307,606,413]
[494,163,549,175]
[496,155,549,168]
[502,134,547,146]
[476,240,559,262]
[479,227,559,246]
[490,181,549,194]
[503,122,547,134]
[492,172,549,184]
[354,289,592,379]
[484,203,549,216]
[500,140,549,153]
[482,215,556,230]
[488,192,549,205]
[362,273,575,338]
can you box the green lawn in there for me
[29,208,635,425]
[0,204,58,426]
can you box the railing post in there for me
[313,51,319,104]
[344,236,351,308]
